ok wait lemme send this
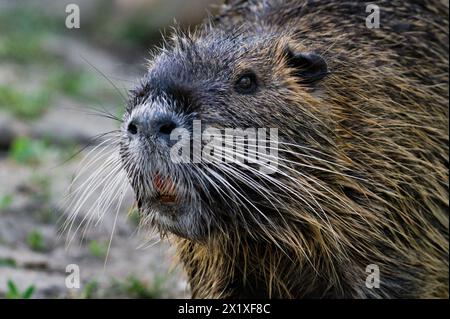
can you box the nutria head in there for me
[119,27,332,242]
[110,0,449,298]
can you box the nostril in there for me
[127,121,138,135]
[159,121,177,135]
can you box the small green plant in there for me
[26,230,45,252]
[0,7,58,64]
[5,280,35,299]
[29,174,52,203]
[113,275,167,299]
[9,137,48,165]
[0,33,52,64]
[39,208,56,224]
[0,85,51,119]
[0,258,17,268]
[88,240,108,259]
[82,280,100,299]
[47,70,97,100]
[0,195,13,211]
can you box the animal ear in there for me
[284,47,329,84]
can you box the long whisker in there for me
[80,55,128,103]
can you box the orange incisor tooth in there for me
[154,173,177,199]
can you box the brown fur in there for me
[168,0,449,298]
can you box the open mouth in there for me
[153,173,177,203]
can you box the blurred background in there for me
[0,0,222,298]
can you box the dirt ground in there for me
[0,0,225,298]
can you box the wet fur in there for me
[122,0,449,298]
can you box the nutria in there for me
[117,0,449,298]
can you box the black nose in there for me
[127,117,178,142]
[127,121,138,135]
[158,121,177,136]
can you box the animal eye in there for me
[235,72,258,94]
